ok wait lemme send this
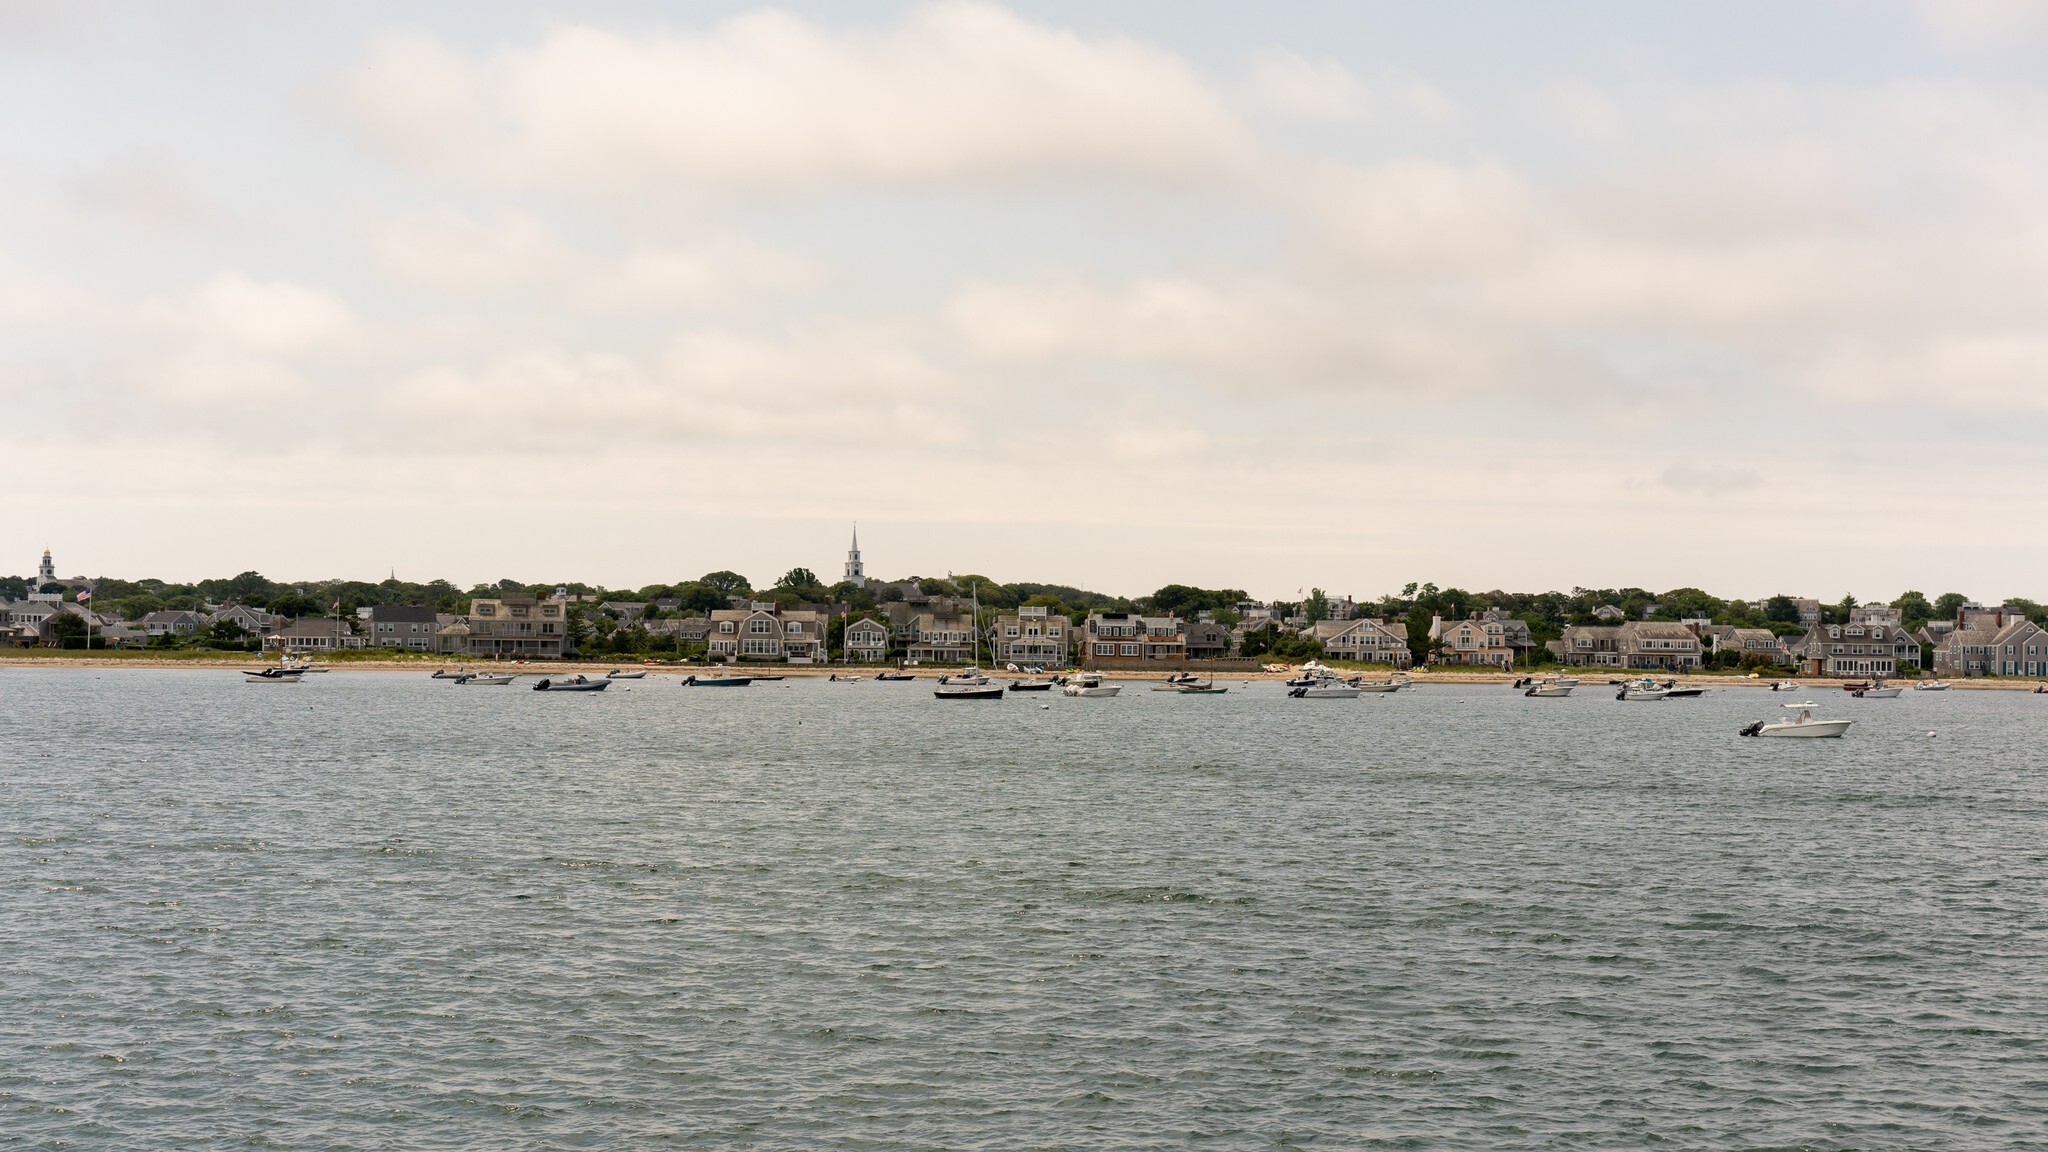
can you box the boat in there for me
[1915,681,1951,691]
[1663,686,1708,699]
[1350,680,1404,693]
[1838,681,1873,692]
[1062,673,1121,697]
[939,669,991,686]
[1289,678,1360,699]
[1769,680,1801,692]
[1176,684,1229,694]
[827,673,866,683]
[875,672,916,681]
[242,667,303,683]
[605,669,647,679]
[1525,682,1575,697]
[1616,678,1671,700]
[934,684,1005,699]
[1741,702,1853,738]
[430,667,468,679]
[1009,678,1055,691]
[750,675,785,682]
[1156,677,1213,691]
[280,657,328,673]
[1853,684,1903,698]
[533,675,608,692]
[683,673,752,687]
[456,673,516,685]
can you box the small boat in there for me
[750,675,785,682]
[1062,673,1121,697]
[827,673,866,683]
[939,668,991,686]
[1839,681,1873,693]
[1525,682,1575,697]
[1915,681,1951,691]
[683,674,752,687]
[1769,680,1802,692]
[1616,678,1671,701]
[456,673,517,685]
[1009,678,1055,691]
[533,675,608,692]
[1853,684,1903,698]
[1741,702,1852,738]
[1664,686,1708,699]
[605,669,647,679]
[934,684,1005,700]
[430,667,468,679]
[875,672,916,681]
[1176,684,1228,694]
[242,667,303,683]
[1289,678,1360,699]
[1155,677,1213,691]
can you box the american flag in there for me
[76,589,91,602]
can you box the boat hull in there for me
[684,676,752,687]
[935,687,1005,699]
[533,679,608,692]
[1062,686,1121,697]
[1525,685,1574,697]
[1854,687,1903,698]
[1758,719,1852,738]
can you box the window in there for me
[719,621,735,633]
[475,604,496,617]
[750,619,773,634]
[786,622,801,633]
[1120,643,1139,656]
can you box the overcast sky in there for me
[5,1,2046,602]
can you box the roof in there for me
[367,604,439,623]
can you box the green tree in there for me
[1404,604,1433,667]
[1303,588,1329,625]
[1933,592,1970,622]
[49,612,88,648]
[207,619,249,645]
[1891,590,1934,630]
[700,570,752,596]
[1765,595,1800,625]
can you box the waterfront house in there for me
[1930,605,2048,677]
[141,609,207,637]
[778,609,829,662]
[1549,624,1622,667]
[463,591,569,658]
[844,617,891,662]
[1785,621,1909,677]
[1082,613,1185,663]
[993,605,1070,667]
[206,604,279,637]
[1429,614,1517,668]
[1183,619,1233,660]
[1313,617,1411,666]
[708,605,785,661]
[264,618,365,652]
[365,604,440,651]
[1616,621,1702,670]
[907,610,976,663]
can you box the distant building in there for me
[1550,624,1621,666]
[1793,599,1824,628]
[992,606,1069,667]
[1313,617,1411,666]
[1930,605,2048,678]
[206,604,280,637]
[464,591,569,658]
[1183,619,1233,660]
[844,526,866,589]
[1785,620,1912,677]
[844,617,890,662]
[1082,613,1185,663]
[265,618,365,652]
[365,604,440,651]
[1616,621,1702,670]
[707,604,829,662]
[907,610,977,664]
[1428,613,1525,668]
[140,609,207,637]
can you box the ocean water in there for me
[2,668,2045,1149]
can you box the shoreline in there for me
[0,654,2037,689]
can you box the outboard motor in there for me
[1738,721,1763,737]
[534,678,552,691]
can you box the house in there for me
[705,604,830,662]
[1312,617,1411,666]
[844,617,891,662]
[992,605,1070,667]
[1429,614,1517,668]
[1793,598,1824,628]
[906,610,977,663]
[365,604,441,651]
[1591,604,1625,622]
[1183,620,1233,660]
[778,609,829,662]
[1082,613,1185,663]
[463,591,570,658]
[140,609,208,637]
[264,618,365,652]
[599,601,648,622]
[1616,621,1702,670]
[1319,595,1357,621]
[1550,624,1622,666]
[206,604,280,637]
[1785,620,1912,677]
[3,599,65,642]
[1931,605,2048,678]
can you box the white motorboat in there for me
[1616,678,1671,701]
[1352,680,1405,693]
[1289,678,1360,699]
[1743,702,1853,738]
[242,668,303,683]
[1062,673,1121,697]
[606,668,648,679]
[430,667,468,679]
[1525,682,1575,697]
[456,673,516,685]
[533,675,608,692]
[1769,680,1802,692]
[1915,681,1951,691]
[940,668,991,687]
[1853,685,1903,698]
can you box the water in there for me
[3,668,2044,1149]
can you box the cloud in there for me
[330,3,1253,196]
[1914,0,2048,46]
[65,153,210,232]
[1245,51,1372,121]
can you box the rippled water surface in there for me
[4,668,2046,1149]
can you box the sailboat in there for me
[935,582,1006,699]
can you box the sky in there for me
[4,0,2047,603]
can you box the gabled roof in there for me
[367,604,438,623]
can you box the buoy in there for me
[1928,731,1937,738]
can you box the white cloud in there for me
[65,153,210,232]
[1245,51,1372,121]
[332,3,1253,197]
[1915,0,2048,46]
[372,208,569,291]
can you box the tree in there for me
[1933,592,1970,622]
[1303,588,1329,625]
[777,567,820,589]
[1765,595,1800,625]
[700,570,751,596]
[566,606,593,653]
[1404,604,1433,667]
[207,619,249,645]
[1891,590,1934,630]
[49,612,89,648]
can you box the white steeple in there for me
[844,524,865,588]
[29,546,60,601]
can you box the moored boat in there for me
[1616,678,1671,700]
[456,673,517,685]
[934,684,1005,700]
[606,669,647,679]
[1915,680,1951,691]
[242,667,303,683]
[875,672,915,681]
[1062,673,1121,697]
[533,675,608,692]
[1009,678,1055,691]
[1742,702,1852,738]
[1525,682,1575,697]
[683,673,752,687]
[1289,677,1360,699]
[430,667,467,679]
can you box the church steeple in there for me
[844,524,865,588]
